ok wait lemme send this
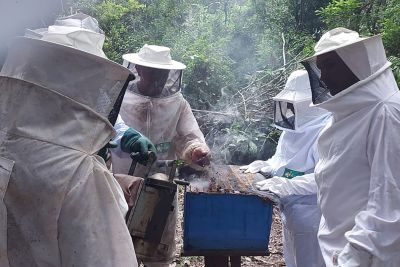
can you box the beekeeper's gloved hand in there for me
[256,175,318,197]
[121,128,157,164]
[255,177,275,190]
[191,146,211,167]
[98,140,118,162]
[260,165,273,177]
[255,176,289,197]
[240,160,271,173]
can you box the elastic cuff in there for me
[338,243,372,267]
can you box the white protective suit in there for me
[0,35,137,266]
[253,70,331,267]
[302,28,400,266]
[112,87,208,265]
[112,45,208,176]
[112,87,207,174]
[249,70,330,177]
[111,47,209,266]
[243,70,330,177]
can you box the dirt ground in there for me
[172,187,286,267]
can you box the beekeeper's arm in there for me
[174,99,210,169]
[240,131,287,174]
[58,159,138,266]
[114,115,157,163]
[255,173,318,197]
[337,108,400,266]
[255,134,320,196]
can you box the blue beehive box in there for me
[183,192,273,254]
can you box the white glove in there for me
[255,176,287,196]
[255,174,318,197]
[260,165,273,174]
[255,178,273,189]
[239,160,271,173]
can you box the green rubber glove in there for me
[98,141,118,162]
[121,128,157,164]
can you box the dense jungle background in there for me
[0,1,399,266]
[1,0,400,164]
[68,0,400,164]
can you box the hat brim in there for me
[123,53,186,70]
[272,90,312,103]
[16,36,134,77]
[301,35,373,63]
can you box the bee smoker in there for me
[126,153,189,261]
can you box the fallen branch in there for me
[192,109,237,116]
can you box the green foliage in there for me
[94,0,141,24]
[69,0,324,85]
[317,0,400,85]
[68,0,144,61]
[317,0,400,58]
[171,3,237,109]
[381,1,400,57]
[66,0,400,163]
[199,114,281,165]
[389,56,400,87]
[65,0,330,163]
[316,0,362,31]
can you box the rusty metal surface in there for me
[212,164,257,193]
[183,164,279,203]
[184,165,256,194]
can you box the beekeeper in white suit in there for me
[111,45,210,267]
[301,27,400,267]
[241,70,330,178]
[0,14,139,266]
[112,45,210,174]
[241,69,331,267]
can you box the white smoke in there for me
[0,0,66,67]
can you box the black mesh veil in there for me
[124,62,183,96]
[108,73,135,125]
[301,60,332,105]
[274,101,296,130]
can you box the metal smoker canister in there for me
[126,154,188,262]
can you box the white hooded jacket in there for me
[111,85,208,175]
[259,70,331,178]
[254,70,330,267]
[110,79,208,264]
[268,114,330,178]
[308,32,400,266]
[0,37,137,267]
